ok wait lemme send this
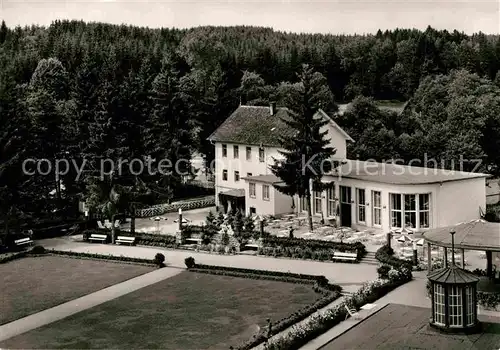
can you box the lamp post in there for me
[178,208,183,231]
[450,229,456,266]
[154,217,161,235]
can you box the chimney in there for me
[270,102,276,115]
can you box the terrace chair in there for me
[97,221,105,229]
[344,305,362,320]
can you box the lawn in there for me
[0,272,322,349]
[0,255,154,325]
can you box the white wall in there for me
[214,142,283,205]
[486,178,500,205]
[437,177,486,227]
[322,122,347,159]
[274,189,295,216]
[245,182,275,216]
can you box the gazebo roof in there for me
[423,219,500,251]
[428,265,480,284]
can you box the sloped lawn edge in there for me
[185,261,342,349]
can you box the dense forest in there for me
[1,20,500,228]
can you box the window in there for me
[234,171,240,182]
[300,196,308,212]
[262,185,270,201]
[448,285,463,327]
[390,193,431,230]
[340,186,351,203]
[356,188,366,223]
[247,173,252,177]
[466,285,474,326]
[419,193,430,228]
[233,145,239,158]
[249,183,256,198]
[434,284,445,326]
[222,144,227,157]
[390,193,402,228]
[259,147,265,163]
[249,207,256,215]
[222,169,228,181]
[314,191,322,214]
[327,186,336,217]
[404,194,416,228]
[372,191,382,226]
[246,147,252,161]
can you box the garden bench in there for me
[332,251,357,262]
[89,234,107,243]
[185,237,202,244]
[14,237,33,247]
[244,243,259,251]
[116,236,135,245]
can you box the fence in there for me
[135,195,215,218]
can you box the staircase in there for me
[361,251,379,265]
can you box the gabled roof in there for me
[207,105,353,147]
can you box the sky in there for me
[0,0,499,35]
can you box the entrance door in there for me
[339,186,352,227]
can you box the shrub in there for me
[185,256,195,269]
[377,264,391,279]
[31,245,46,255]
[154,253,165,267]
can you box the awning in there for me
[219,188,245,198]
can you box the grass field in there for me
[0,272,321,349]
[0,255,154,325]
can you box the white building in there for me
[208,103,489,233]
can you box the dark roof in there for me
[428,266,480,284]
[207,105,353,147]
[423,219,500,251]
[320,304,500,350]
[335,160,489,185]
[241,174,283,184]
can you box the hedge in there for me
[260,236,366,261]
[49,249,157,266]
[375,244,413,270]
[186,262,342,349]
[262,244,413,349]
[0,251,29,264]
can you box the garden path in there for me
[38,237,378,294]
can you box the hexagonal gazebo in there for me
[428,230,480,333]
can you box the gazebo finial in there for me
[450,229,456,266]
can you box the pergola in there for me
[423,219,500,278]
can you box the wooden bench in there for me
[244,244,259,251]
[185,237,202,244]
[14,237,33,247]
[332,251,357,262]
[116,236,135,245]
[89,234,107,243]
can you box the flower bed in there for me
[258,236,366,262]
[185,261,342,349]
[261,244,412,349]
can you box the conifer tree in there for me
[270,64,340,231]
